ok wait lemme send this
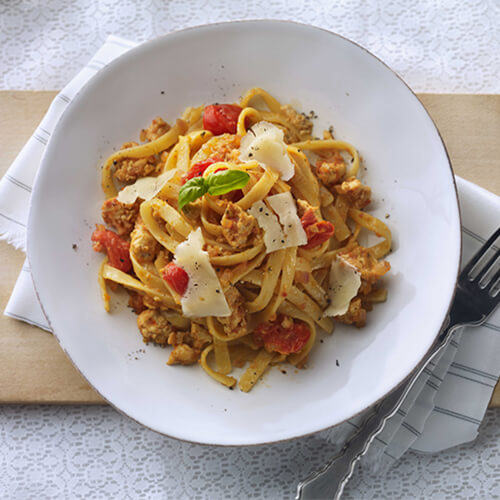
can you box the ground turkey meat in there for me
[128,292,146,314]
[335,297,367,327]
[113,141,157,183]
[316,152,346,188]
[137,309,176,345]
[140,117,170,142]
[101,197,140,237]
[167,322,212,350]
[196,134,241,164]
[221,202,258,248]
[130,219,159,263]
[279,105,314,143]
[218,287,247,338]
[339,246,390,285]
[296,199,319,218]
[358,279,375,296]
[167,344,200,365]
[189,323,212,349]
[166,322,212,365]
[335,176,371,209]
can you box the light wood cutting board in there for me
[0,91,499,406]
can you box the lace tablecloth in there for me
[1,1,500,498]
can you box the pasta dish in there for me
[91,88,391,392]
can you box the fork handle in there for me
[296,323,458,500]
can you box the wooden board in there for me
[0,91,499,406]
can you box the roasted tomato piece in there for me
[300,208,317,228]
[162,262,189,296]
[300,208,335,249]
[203,104,242,135]
[182,157,221,184]
[253,315,311,355]
[303,220,335,249]
[91,224,132,272]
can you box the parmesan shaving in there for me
[239,121,295,180]
[323,257,361,317]
[174,228,231,317]
[266,192,307,247]
[248,200,285,253]
[117,170,176,204]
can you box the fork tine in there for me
[462,227,500,279]
[475,248,500,283]
[488,266,500,294]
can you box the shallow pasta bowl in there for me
[27,20,460,445]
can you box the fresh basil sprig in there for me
[178,177,207,211]
[178,170,250,210]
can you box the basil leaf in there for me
[205,170,250,196]
[178,176,208,210]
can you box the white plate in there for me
[28,21,461,445]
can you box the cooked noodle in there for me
[91,88,392,392]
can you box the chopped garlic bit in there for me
[239,121,295,180]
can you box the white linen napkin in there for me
[1,36,499,471]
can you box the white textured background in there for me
[1,0,500,498]
[2,0,500,93]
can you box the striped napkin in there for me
[1,35,499,471]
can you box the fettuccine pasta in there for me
[91,88,392,392]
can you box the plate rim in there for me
[27,19,462,446]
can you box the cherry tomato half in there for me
[300,208,317,229]
[300,209,335,249]
[182,158,220,184]
[91,224,132,272]
[162,262,189,296]
[254,315,311,355]
[203,104,242,135]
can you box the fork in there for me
[296,227,500,500]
